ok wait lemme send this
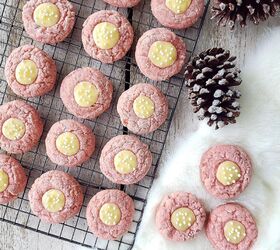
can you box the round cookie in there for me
[22,0,75,44]
[45,119,95,167]
[117,83,168,135]
[5,45,57,97]
[100,135,152,184]
[82,10,134,64]
[0,154,27,204]
[200,144,252,199]
[151,0,204,29]
[102,0,140,7]
[28,170,83,224]
[0,100,43,154]
[155,192,206,241]
[60,67,113,119]
[86,189,134,240]
[135,28,186,81]
[206,203,258,250]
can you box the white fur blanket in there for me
[133,28,280,250]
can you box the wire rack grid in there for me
[0,0,209,249]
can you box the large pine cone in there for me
[211,0,280,29]
[185,48,241,129]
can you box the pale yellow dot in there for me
[166,0,192,14]
[114,150,137,174]
[42,189,65,213]
[93,22,120,50]
[216,161,241,186]
[2,118,26,141]
[0,169,9,193]
[34,3,61,28]
[224,220,246,244]
[171,207,196,231]
[56,132,80,156]
[99,203,121,226]
[148,41,177,68]
[133,96,155,119]
[74,81,99,108]
[15,59,38,85]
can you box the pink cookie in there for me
[0,154,27,204]
[86,189,134,240]
[28,170,83,224]
[60,67,113,119]
[135,28,186,81]
[151,0,204,29]
[45,119,95,167]
[5,45,57,98]
[22,0,75,44]
[155,192,206,241]
[82,10,134,64]
[206,203,258,250]
[102,0,140,7]
[117,83,169,135]
[100,135,152,184]
[200,144,252,199]
[0,100,43,154]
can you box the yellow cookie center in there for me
[0,169,9,193]
[166,0,192,14]
[99,203,121,226]
[2,118,26,141]
[114,150,137,174]
[42,189,65,213]
[93,22,120,50]
[216,161,241,186]
[148,41,177,68]
[74,81,99,108]
[133,96,155,119]
[171,207,196,231]
[34,3,61,28]
[15,59,38,85]
[56,132,80,156]
[224,220,247,244]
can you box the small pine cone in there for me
[211,0,280,29]
[185,48,241,129]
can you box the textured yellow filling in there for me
[114,150,137,174]
[99,203,121,226]
[42,189,65,213]
[34,3,61,28]
[224,220,246,244]
[148,41,177,68]
[171,207,196,231]
[74,81,99,107]
[0,169,9,193]
[166,0,192,14]
[15,59,38,85]
[93,22,120,50]
[133,96,155,119]
[216,161,241,186]
[56,132,80,156]
[2,118,26,141]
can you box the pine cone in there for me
[185,48,241,129]
[211,0,280,29]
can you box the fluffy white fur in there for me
[133,28,280,250]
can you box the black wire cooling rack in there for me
[0,0,209,249]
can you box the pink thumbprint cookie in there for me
[0,154,27,204]
[200,144,252,199]
[45,119,95,167]
[60,67,113,119]
[28,170,83,224]
[206,203,258,250]
[102,0,140,7]
[86,189,134,240]
[82,10,134,63]
[100,135,152,184]
[22,0,75,44]
[5,45,57,98]
[0,100,43,154]
[135,28,186,81]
